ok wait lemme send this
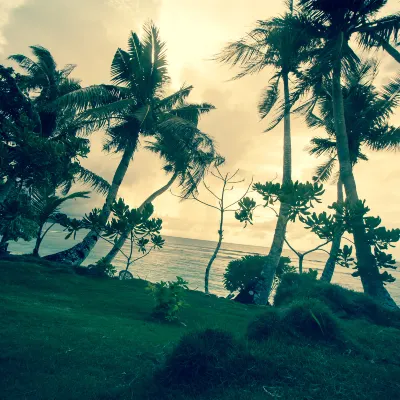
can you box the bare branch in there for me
[224,177,254,210]
[202,179,222,201]
[284,237,300,257]
[342,236,355,245]
[210,170,224,181]
[227,169,240,182]
[170,189,220,210]
[303,240,331,257]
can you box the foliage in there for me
[247,307,282,341]
[156,329,259,394]
[93,258,117,278]
[0,196,38,248]
[223,254,295,294]
[147,276,189,321]
[274,273,400,329]
[236,181,324,225]
[281,298,340,342]
[61,199,165,269]
[333,200,399,284]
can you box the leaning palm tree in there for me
[45,22,215,265]
[217,11,315,304]
[305,59,400,285]
[297,0,400,308]
[101,123,218,264]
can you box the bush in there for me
[224,254,295,304]
[157,329,259,394]
[74,259,116,278]
[147,276,188,322]
[281,299,340,342]
[275,273,400,328]
[247,307,281,341]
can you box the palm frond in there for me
[313,157,337,183]
[357,13,400,47]
[110,48,132,86]
[170,103,215,125]
[259,76,280,119]
[156,85,193,110]
[308,137,337,157]
[8,54,41,75]
[75,166,110,195]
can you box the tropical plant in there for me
[223,254,295,302]
[306,60,400,282]
[217,8,317,305]
[30,189,90,256]
[147,276,189,321]
[45,22,215,266]
[173,166,252,294]
[294,0,400,308]
[101,120,218,265]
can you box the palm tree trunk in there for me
[32,225,44,257]
[45,142,137,266]
[253,71,292,305]
[101,171,178,264]
[321,179,344,283]
[332,33,397,309]
[205,209,224,294]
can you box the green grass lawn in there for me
[1,258,399,400]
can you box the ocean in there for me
[8,227,400,304]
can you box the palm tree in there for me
[30,189,90,256]
[8,46,109,196]
[45,22,215,266]
[297,0,400,308]
[217,11,314,303]
[101,122,218,264]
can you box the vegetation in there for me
[1,259,400,400]
[223,254,295,303]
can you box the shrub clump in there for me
[281,299,341,342]
[247,307,282,341]
[275,273,400,328]
[224,254,295,304]
[157,329,260,394]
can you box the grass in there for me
[1,258,399,400]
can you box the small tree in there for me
[173,166,252,294]
[62,199,164,275]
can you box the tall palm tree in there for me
[217,11,314,303]
[299,0,400,307]
[297,0,400,308]
[45,22,215,266]
[308,61,400,282]
[101,122,218,264]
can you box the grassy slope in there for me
[1,259,399,400]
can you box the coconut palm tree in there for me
[45,22,215,266]
[305,60,400,285]
[101,122,218,264]
[217,11,315,303]
[296,0,400,307]
[7,46,109,196]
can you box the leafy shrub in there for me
[281,299,340,342]
[147,276,188,321]
[247,307,281,341]
[157,329,259,394]
[224,255,295,303]
[275,273,400,328]
[74,259,116,278]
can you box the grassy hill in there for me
[1,259,399,400]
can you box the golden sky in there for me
[1,0,399,256]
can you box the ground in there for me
[1,258,399,400]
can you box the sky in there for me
[0,0,399,256]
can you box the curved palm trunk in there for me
[205,209,224,294]
[102,171,178,264]
[321,179,344,283]
[254,71,292,305]
[45,141,137,266]
[332,33,397,309]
